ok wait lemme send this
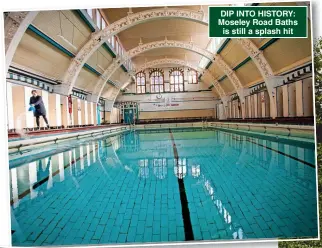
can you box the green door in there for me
[124,109,134,124]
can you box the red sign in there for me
[68,95,73,114]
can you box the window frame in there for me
[149,69,164,93]
[188,69,198,84]
[169,68,184,92]
[136,71,146,94]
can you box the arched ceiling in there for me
[7,1,313,104]
[101,6,211,69]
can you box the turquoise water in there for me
[10,128,318,246]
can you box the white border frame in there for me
[0,0,319,247]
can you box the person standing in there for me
[29,90,50,129]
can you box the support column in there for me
[282,85,289,117]
[221,96,230,120]
[303,78,313,116]
[288,83,296,117]
[276,87,283,117]
[257,93,262,118]
[81,100,85,125]
[265,76,284,119]
[264,91,270,117]
[55,94,62,126]
[236,88,250,119]
[84,101,88,125]
[60,95,68,127]
[93,103,97,125]
[228,101,232,119]
[48,93,56,126]
[77,99,82,125]
[247,96,252,118]
[42,90,49,127]
[296,80,304,117]
[24,86,34,128]
[72,98,79,125]
[253,94,258,118]
[88,102,93,125]
[260,92,266,117]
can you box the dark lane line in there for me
[245,137,315,168]
[219,130,315,168]
[169,128,194,241]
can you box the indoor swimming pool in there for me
[9,127,318,246]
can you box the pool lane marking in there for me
[169,128,195,241]
[217,130,315,168]
[10,144,99,206]
[245,137,315,168]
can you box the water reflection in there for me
[10,141,99,208]
[9,128,317,244]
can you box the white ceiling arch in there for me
[57,7,208,96]
[90,39,215,101]
[4,11,38,72]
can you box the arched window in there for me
[188,69,198,84]
[136,71,146,94]
[169,68,184,92]
[149,69,164,93]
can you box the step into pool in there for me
[9,127,318,246]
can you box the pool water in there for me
[9,128,318,246]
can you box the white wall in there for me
[117,91,219,112]
[6,82,14,129]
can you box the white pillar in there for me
[288,83,296,117]
[84,101,88,125]
[90,102,94,124]
[253,94,258,118]
[66,97,74,126]
[265,76,284,119]
[42,90,49,121]
[247,96,252,118]
[260,92,266,117]
[24,86,34,128]
[7,82,14,129]
[296,81,303,117]
[282,85,289,117]
[55,94,62,126]
[236,88,250,119]
[77,99,82,125]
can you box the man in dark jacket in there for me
[29,90,50,129]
